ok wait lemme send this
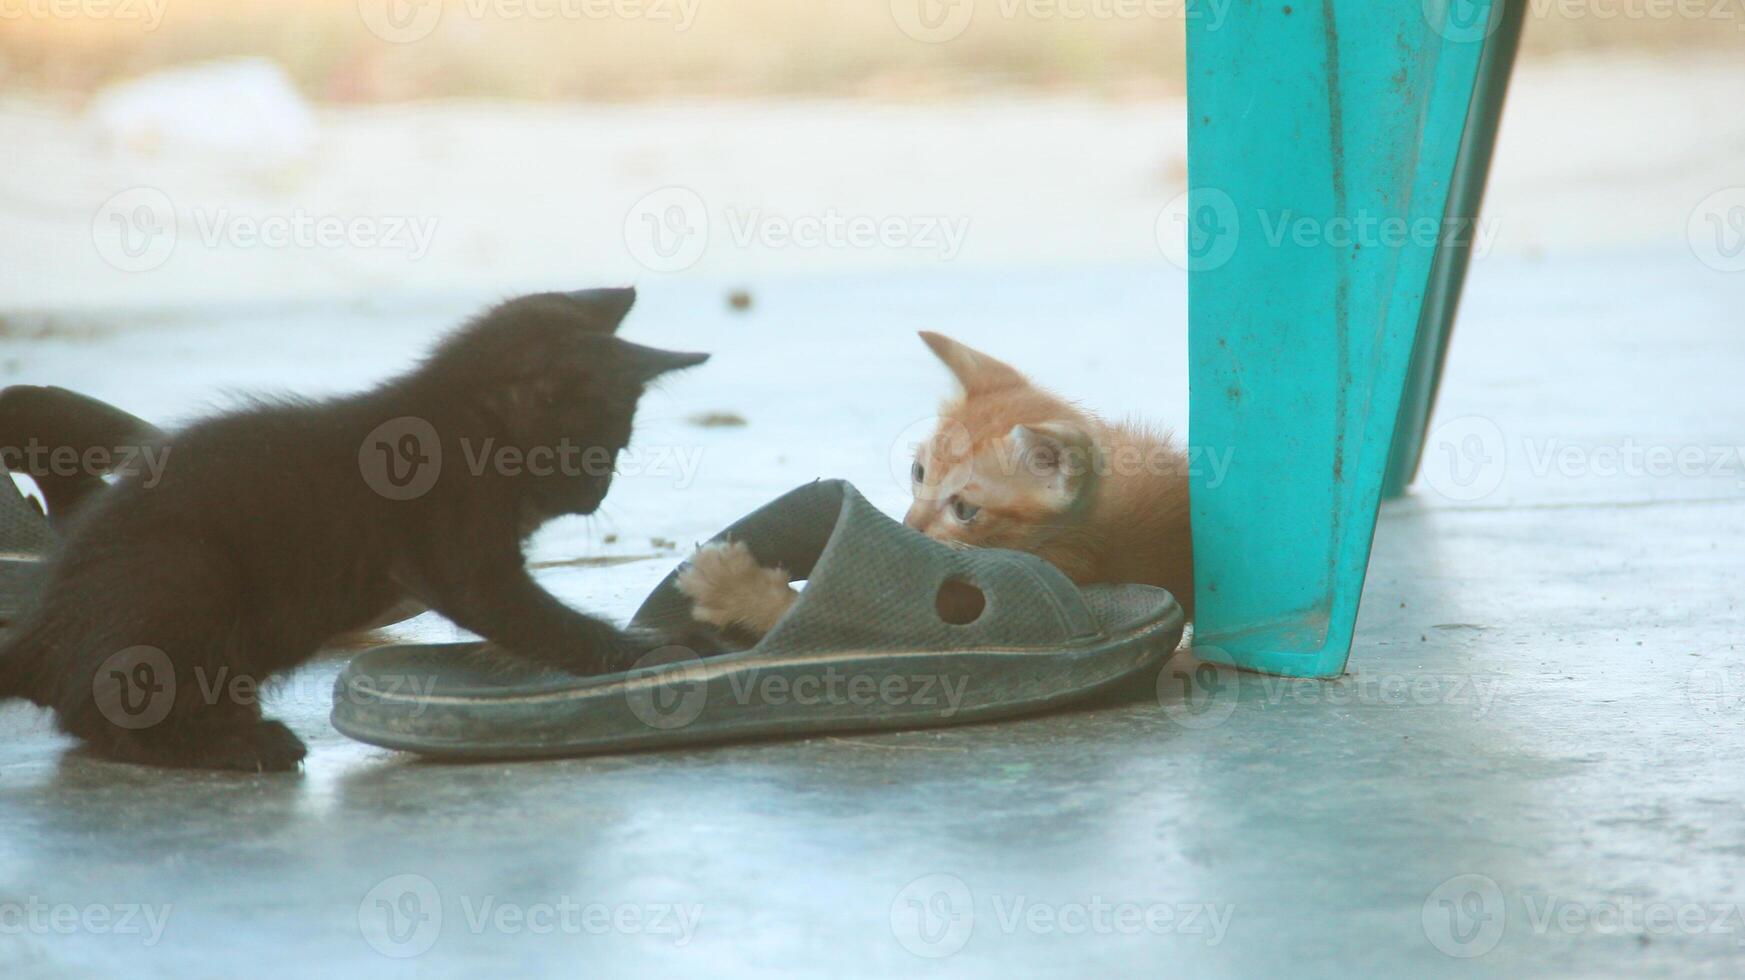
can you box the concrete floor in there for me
[2,250,1743,978]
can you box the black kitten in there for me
[0,288,707,772]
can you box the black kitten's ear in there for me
[617,339,710,382]
[564,287,637,332]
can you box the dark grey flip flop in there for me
[331,480,1186,760]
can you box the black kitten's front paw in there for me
[204,720,309,773]
[596,627,726,674]
[97,719,308,773]
[495,622,729,678]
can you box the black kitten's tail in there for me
[0,625,49,706]
[0,384,163,529]
[0,640,24,701]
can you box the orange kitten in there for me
[677,332,1194,636]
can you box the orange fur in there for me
[906,332,1194,616]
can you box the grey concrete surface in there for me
[2,250,1743,978]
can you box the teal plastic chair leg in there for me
[1185,1,1518,678]
[1384,1,1525,498]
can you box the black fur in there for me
[0,384,163,527]
[0,288,708,772]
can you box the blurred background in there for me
[2,0,1741,313]
[3,0,1736,99]
[5,10,1745,978]
[0,0,1741,540]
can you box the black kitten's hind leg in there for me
[83,714,308,773]
[73,654,310,772]
[48,552,310,773]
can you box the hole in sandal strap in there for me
[935,577,986,626]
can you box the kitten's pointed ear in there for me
[1009,422,1097,508]
[565,287,638,332]
[919,332,1027,395]
[618,339,710,382]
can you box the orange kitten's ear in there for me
[1009,422,1097,509]
[918,332,1027,395]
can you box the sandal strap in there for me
[633,480,1100,654]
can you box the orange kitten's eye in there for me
[911,461,925,484]
[950,496,980,523]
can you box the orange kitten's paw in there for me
[676,541,798,637]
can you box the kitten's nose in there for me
[902,503,929,531]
